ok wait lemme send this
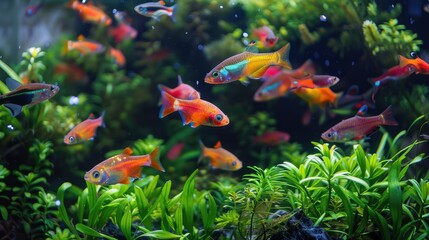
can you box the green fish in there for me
[0,78,59,116]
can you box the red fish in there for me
[158,75,200,100]
[84,146,164,185]
[370,64,416,101]
[253,26,279,48]
[64,112,105,144]
[252,130,290,146]
[109,48,126,67]
[159,91,229,128]
[399,55,429,74]
[321,106,398,142]
[199,140,242,171]
[167,142,185,161]
[109,23,137,43]
[67,0,112,26]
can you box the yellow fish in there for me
[204,43,291,84]
[199,140,242,171]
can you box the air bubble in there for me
[197,44,204,50]
[69,96,79,105]
[319,15,327,22]
[7,124,14,131]
[243,32,248,38]
[410,51,417,58]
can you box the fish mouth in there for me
[84,173,90,181]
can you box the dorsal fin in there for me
[214,141,222,148]
[5,78,22,91]
[122,147,133,155]
[177,75,183,85]
[245,40,259,53]
[88,113,95,119]
[159,0,165,6]
[78,34,86,41]
[357,105,368,116]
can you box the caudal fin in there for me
[380,106,398,126]
[149,146,165,172]
[159,91,179,118]
[276,43,291,70]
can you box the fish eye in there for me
[212,71,219,78]
[92,171,100,179]
[231,161,236,167]
[326,133,333,138]
[215,114,223,121]
[50,86,55,91]
[69,136,75,143]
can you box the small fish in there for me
[199,140,242,171]
[159,91,229,128]
[399,55,429,74]
[53,62,89,84]
[204,43,291,84]
[64,112,105,144]
[253,26,279,48]
[0,78,59,116]
[158,75,200,100]
[109,23,138,43]
[109,48,126,67]
[25,2,43,17]
[370,64,416,101]
[167,142,185,161]
[134,0,177,22]
[67,0,112,26]
[84,146,164,185]
[252,130,290,146]
[64,35,105,55]
[293,87,339,110]
[261,59,315,80]
[321,106,398,142]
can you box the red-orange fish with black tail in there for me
[84,146,164,185]
[321,106,398,142]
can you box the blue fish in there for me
[134,1,177,22]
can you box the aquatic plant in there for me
[18,47,46,83]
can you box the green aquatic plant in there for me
[18,47,46,83]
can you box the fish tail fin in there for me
[62,41,70,55]
[332,91,343,108]
[4,104,23,117]
[380,106,398,126]
[170,4,178,22]
[159,91,179,118]
[398,55,409,67]
[276,43,291,70]
[198,140,206,164]
[100,111,106,128]
[149,146,165,172]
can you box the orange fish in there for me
[293,87,339,110]
[204,43,291,84]
[159,91,229,128]
[158,75,200,100]
[399,55,429,74]
[67,0,112,26]
[64,35,105,55]
[84,146,164,185]
[199,140,242,171]
[109,48,126,67]
[64,112,105,144]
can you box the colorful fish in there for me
[370,64,416,101]
[67,0,112,26]
[64,112,105,144]
[84,146,164,185]
[167,142,185,161]
[252,130,290,146]
[159,91,229,128]
[321,106,398,142]
[399,55,429,74]
[158,75,200,100]
[0,78,59,116]
[134,1,177,22]
[199,140,242,171]
[253,26,279,48]
[109,48,126,67]
[204,43,291,84]
[293,87,339,110]
[64,35,105,55]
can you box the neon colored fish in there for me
[64,35,105,55]
[252,130,290,146]
[158,75,200,100]
[67,0,112,26]
[370,64,416,101]
[134,1,177,22]
[253,26,279,48]
[64,112,105,144]
[84,146,164,185]
[167,142,185,161]
[399,55,429,74]
[0,78,59,116]
[159,91,229,128]
[321,106,398,142]
[199,140,242,171]
[204,43,291,84]
[109,48,126,67]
